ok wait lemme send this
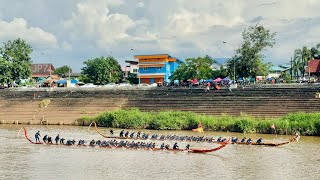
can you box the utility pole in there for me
[131,48,140,84]
[290,57,293,80]
[68,65,71,80]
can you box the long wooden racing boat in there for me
[23,127,228,154]
[90,122,292,147]
[234,141,290,146]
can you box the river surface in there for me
[0,125,319,180]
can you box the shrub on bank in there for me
[79,109,320,136]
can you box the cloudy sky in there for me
[1,0,319,71]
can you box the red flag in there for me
[271,123,275,129]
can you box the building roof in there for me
[270,66,285,72]
[125,60,138,64]
[62,73,81,77]
[306,59,320,73]
[213,57,230,65]
[134,54,184,63]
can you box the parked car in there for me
[103,83,117,87]
[79,83,96,88]
[138,83,149,87]
[118,83,132,87]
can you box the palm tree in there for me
[310,43,320,59]
[293,51,301,81]
[294,46,312,77]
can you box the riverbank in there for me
[1,86,320,129]
[78,109,320,136]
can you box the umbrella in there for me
[71,79,78,84]
[214,78,222,82]
[223,77,231,81]
[57,79,67,84]
[204,79,213,83]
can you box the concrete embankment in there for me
[1,85,320,125]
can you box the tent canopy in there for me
[204,79,213,83]
[223,77,231,81]
[71,79,78,84]
[214,77,222,82]
[57,79,67,84]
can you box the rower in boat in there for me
[55,134,60,144]
[221,138,227,142]
[160,143,165,150]
[78,139,84,145]
[173,142,179,150]
[136,131,141,138]
[35,131,41,143]
[159,135,165,140]
[256,138,262,144]
[129,132,135,138]
[110,130,114,135]
[66,139,75,145]
[142,133,148,139]
[165,144,170,150]
[151,134,157,139]
[241,137,246,143]
[119,130,124,137]
[185,144,190,150]
[47,136,52,144]
[246,138,252,144]
[96,140,101,146]
[124,131,129,138]
[43,135,48,143]
[217,137,222,142]
[90,139,96,146]
[231,137,238,143]
[60,138,65,144]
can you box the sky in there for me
[0,0,320,72]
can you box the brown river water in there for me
[0,125,319,180]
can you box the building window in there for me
[143,68,148,71]
[133,69,138,73]
[156,67,162,70]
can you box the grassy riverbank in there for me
[79,108,320,136]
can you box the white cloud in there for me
[62,0,136,48]
[0,18,58,48]
[2,0,320,70]
[136,2,144,8]
[61,41,72,51]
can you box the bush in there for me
[78,109,320,136]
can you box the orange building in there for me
[134,54,183,84]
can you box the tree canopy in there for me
[54,65,72,76]
[170,55,215,81]
[80,56,122,84]
[227,24,276,78]
[292,43,320,79]
[0,38,33,85]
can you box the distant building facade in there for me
[134,54,183,84]
[31,63,55,78]
[306,59,320,78]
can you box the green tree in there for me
[127,73,138,84]
[171,55,214,81]
[310,43,320,59]
[228,24,276,78]
[80,56,122,84]
[54,65,72,76]
[0,57,12,85]
[0,38,32,85]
